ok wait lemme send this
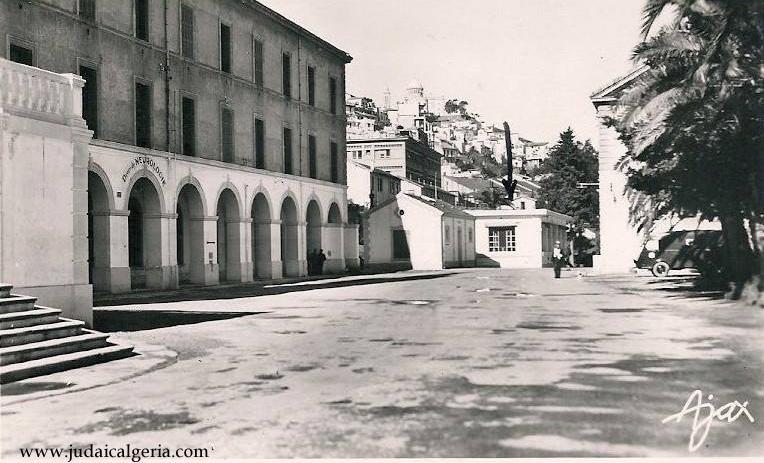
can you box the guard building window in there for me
[253,39,263,85]
[181,4,194,59]
[308,135,317,179]
[79,65,98,138]
[488,226,516,252]
[134,81,151,148]
[330,141,338,183]
[79,0,95,21]
[9,43,34,66]
[283,127,293,174]
[134,0,149,41]
[220,23,231,73]
[282,53,291,98]
[181,96,195,156]
[221,107,234,162]
[329,76,337,114]
[377,177,383,192]
[254,117,265,169]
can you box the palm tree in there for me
[612,0,764,298]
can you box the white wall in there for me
[473,216,543,268]
[442,216,476,267]
[399,195,443,270]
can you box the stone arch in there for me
[87,168,113,290]
[126,176,163,289]
[176,181,206,284]
[124,170,166,214]
[175,174,208,217]
[251,191,273,278]
[304,193,324,224]
[279,195,300,277]
[248,186,275,222]
[327,202,343,224]
[87,162,115,211]
[213,181,243,216]
[216,187,242,282]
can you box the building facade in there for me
[467,208,571,268]
[347,136,442,188]
[1,1,358,317]
[364,193,476,271]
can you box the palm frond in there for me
[641,0,673,38]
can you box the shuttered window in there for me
[181,5,194,59]
[220,23,231,73]
[134,0,149,40]
[221,108,234,162]
[307,66,315,106]
[79,65,98,138]
[79,0,95,21]
[254,118,265,169]
[282,53,291,98]
[181,97,195,156]
[253,39,263,85]
[308,135,317,179]
[330,141,338,183]
[135,82,151,148]
[329,77,337,114]
[283,127,293,174]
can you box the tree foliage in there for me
[535,128,600,229]
[611,0,764,296]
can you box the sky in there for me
[259,0,648,148]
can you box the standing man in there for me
[317,249,327,275]
[553,241,564,279]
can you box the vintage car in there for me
[635,230,724,277]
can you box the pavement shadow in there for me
[94,310,261,332]
[94,272,455,307]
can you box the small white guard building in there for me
[467,208,571,268]
[364,193,476,271]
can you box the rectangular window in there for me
[79,65,98,138]
[392,229,410,259]
[181,4,194,59]
[254,117,265,169]
[330,141,339,183]
[79,0,95,21]
[329,76,337,114]
[282,53,291,98]
[283,127,293,174]
[488,226,516,252]
[308,135,317,179]
[134,0,149,41]
[377,177,383,192]
[220,23,231,73]
[9,43,33,66]
[134,81,151,148]
[221,107,234,162]
[307,66,315,106]
[253,39,263,85]
[181,96,195,156]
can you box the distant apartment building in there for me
[347,136,442,188]
[345,94,389,137]
[1,0,357,320]
[346,160,401,208]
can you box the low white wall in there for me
[473,216,543,268]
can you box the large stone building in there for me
[1,0,358,320]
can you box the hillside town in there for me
[0,0,762,460]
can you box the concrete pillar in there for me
[190,215,220,286]
[143,213,178,290]
[92,210,131,293]
[344,224,360,269]
[321,223,345,273]
[239,218,254,282]
[268,220,283,279]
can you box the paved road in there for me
[2,268,763,458]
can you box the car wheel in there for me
[651,261,670,278]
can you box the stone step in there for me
[0,284,12,298]
[0,306,62,330]
[0,331,110,366]
[0,320,84,348]
[0,296,37,314]
[0,344,135,384]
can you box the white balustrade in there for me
[0,57,84,123]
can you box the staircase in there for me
[0,284,134,384]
